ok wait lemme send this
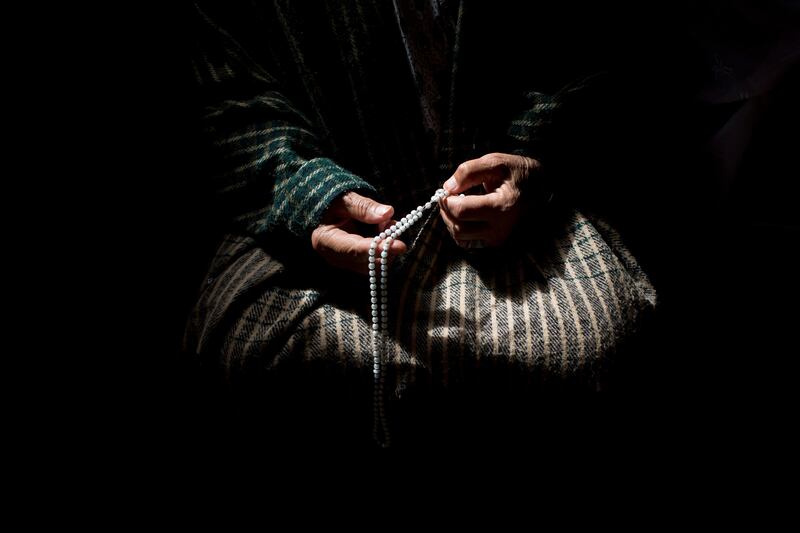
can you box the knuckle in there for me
[354,198,368,215]
[311,227,326,252]
[482,153,501,165]
[345,242,360,259]
[341,191,355,207]
[483,153,507,174]
[522,155,540,170]
[439,209,452,225]
[448,201,462,219]
[344,192,371,217]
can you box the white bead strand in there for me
[369,187,449,448]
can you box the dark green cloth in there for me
[191,1,611,241]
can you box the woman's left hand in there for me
[439,153,542,248]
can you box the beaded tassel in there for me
[369,188,450,448]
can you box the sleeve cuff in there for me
[262,157,377,237]
[503,91,561,161]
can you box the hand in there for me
[311,191,407,274]
[440,152,541,248]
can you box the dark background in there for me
[104,2,799,456]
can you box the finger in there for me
[373,237,408,268]
[441,192,501,221]
[452,224,491,241]
[340,191,394,224]
[318,227,369,274]
[377,218,399,233]
[439,208,491,240]
[323,226,373,259]
[385,238,408,256]
[319,195,350,224]
[327,230,407,259]
[319,227,407,274]
[443,153,510,195]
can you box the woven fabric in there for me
[184,206,655,390]
[184,2,657,391]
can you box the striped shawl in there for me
[183,2,657,400]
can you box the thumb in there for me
[444,154,508,195]
[340,191,394,224]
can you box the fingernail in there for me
[444,177,456,191]
[373,205,391,216]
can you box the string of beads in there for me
[369,187,451,447]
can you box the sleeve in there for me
[190,3,377,239]
[476,4,620,203]
[504,75,599,161]
[488,76,602,210]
